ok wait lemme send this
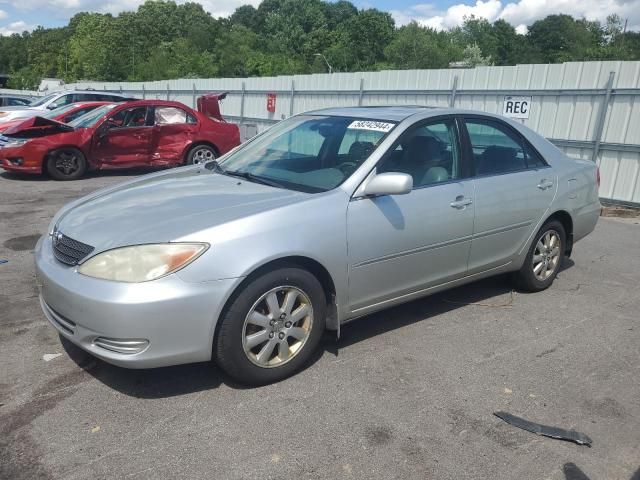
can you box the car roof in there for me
[50,90,131,97]
[304,106,509,123]
[112,99,191,109]
[65,101,113,108]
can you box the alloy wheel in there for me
[242,286,314,368]
[532,230,561,281]
[192,147,215,164]
[54,151,80,175]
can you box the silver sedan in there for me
[35,107,601,384]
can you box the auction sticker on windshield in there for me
[347,120,395,132]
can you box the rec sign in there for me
[502,96,531,119]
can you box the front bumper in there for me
[0,146,42,174]
[35,235,239,368]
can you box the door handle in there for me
[537,179,554,190]
[450,196,473,209]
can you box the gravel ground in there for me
[1,167,639,480]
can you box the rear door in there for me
[150,106,198,164]
[92,106,153,166]
[463,117,557,273]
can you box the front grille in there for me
[52,232,94,265]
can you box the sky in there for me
[1,0,640,36]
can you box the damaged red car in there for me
[0,94,240,180]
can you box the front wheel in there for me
[215,267,326,385]
[186,144,217,165]
[46,148,87,180]
[513,219,566,292]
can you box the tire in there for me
[513,219,566,292]
[186,144,217,165]
[46,148,87,180]
[215,267,326,385]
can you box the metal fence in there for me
[3,61,640,205]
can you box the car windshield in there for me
[68,104,116,128]
[218,115,396,193]
[29,93,58,107]
[41,104,78,119]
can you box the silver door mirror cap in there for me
[361,172,413,197]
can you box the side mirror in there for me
[362,172,413,197]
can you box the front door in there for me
[92,106,153,166]
[463,117,557,273]
[346,118,475,314]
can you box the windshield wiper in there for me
[223,170,284,189]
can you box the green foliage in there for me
[0,0,639,86]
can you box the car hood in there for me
[3,116,73,137]
[55,166,308,252]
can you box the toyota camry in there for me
[35,106,601,384]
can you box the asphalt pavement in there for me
[1,167,639,480]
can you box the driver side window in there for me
[378,119,460,188]
[48,94,73,110]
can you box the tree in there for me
[527,14,602,63]
[1,0,639,86]
[385,22,454,69]
[462,43,492,67]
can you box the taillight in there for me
[596,167,601,188]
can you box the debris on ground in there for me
[494,411,593,447]
[43,353,62,362]
[0,259,8,265]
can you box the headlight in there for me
[4,138,30,147]
[78,243,208,282]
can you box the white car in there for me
[0,90,134,123]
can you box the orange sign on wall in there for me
[267,93,276,113]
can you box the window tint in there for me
[465,120,528,175]
[154,107,193,125]
[378,120,460,188]
[108,107,148,128]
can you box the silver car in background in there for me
[35,106,601,384]
[0,90,134,123]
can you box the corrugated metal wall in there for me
[4,61,639,204]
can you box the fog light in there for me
[8,157,23,166]
[93,337,149,355]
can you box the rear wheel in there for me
[186,144,217,165]
[215,267,326,385]
[46,148,87,180]
[513,220,565,292]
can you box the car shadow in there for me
[61,261,575,397]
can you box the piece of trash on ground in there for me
[0,259,8,265]
[43,353,62,362]
[494,411,592,447]
[91,426,101,433]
